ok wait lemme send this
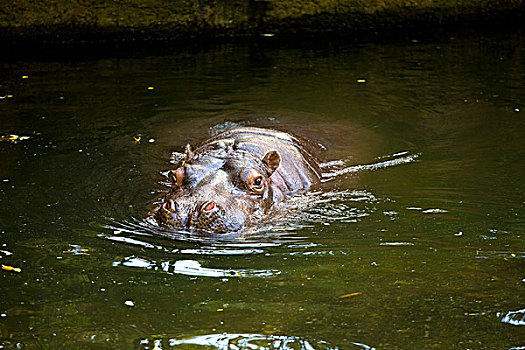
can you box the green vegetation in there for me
[0,0,523,42]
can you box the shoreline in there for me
[1,1,524,46]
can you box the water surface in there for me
[0,29,524,349]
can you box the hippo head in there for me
[150,139,282,233]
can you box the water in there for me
[1,28,524,349]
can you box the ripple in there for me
[270,189,379,228]
[138,333,376,349]
[107,149,412,241]
[421,208,449,214]
[105,217,306,245]
[320,151,420,179]
[475,250,525,259]
[379,242,415,246]
[497,308,525,326]
[104,187,381,245]
[101,232,267,255]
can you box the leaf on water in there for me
[393,280,409,286]
[2,265,21,273]
[338,292,363,299]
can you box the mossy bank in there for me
[1,0,524,44]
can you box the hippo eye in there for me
[253,176,263,188]
[250,175,265,195]
[240,168,266,195]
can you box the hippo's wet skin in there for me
[150,127,322,233]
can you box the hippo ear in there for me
[262,150,281,175]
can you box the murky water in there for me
[1,28,524,349]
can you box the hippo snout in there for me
[155,198,244,233]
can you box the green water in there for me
[0,29,524,349]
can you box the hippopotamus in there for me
[149,127,322,233]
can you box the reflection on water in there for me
[113,257,280,278]
[140,333,375,350]
[0,133,31,144]
[497,308,525,327]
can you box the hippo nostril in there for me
[202,201,217,213]
[163,199,177,212]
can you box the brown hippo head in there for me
[150,138,282,233]
[148,127,321,234]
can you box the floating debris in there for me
[124,300,135,307]
[134,136,141,143]
[339,292,363,299]
[393,280,409,286]
[357,79,367,83]
[2,265,21,273]
[0,134,30,144]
